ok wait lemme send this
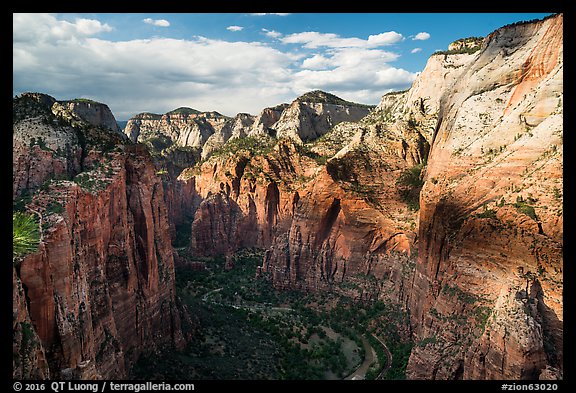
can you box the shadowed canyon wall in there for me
[13,94,184,379]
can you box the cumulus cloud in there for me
[411,48,422,53]
[13,13,112,43]
[282,31,403,48]
[262,28,282,38]
[367,32,404,46]
[293,47,416,102]
[227,25,244,32]
[13,14,299,118]
[13,14,416,118]
[143,18,170,27]
[413,32,430,41]
[250,13,291,16]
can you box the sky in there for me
[13,13,554,120]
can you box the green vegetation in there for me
[407,117,419,129]
[442,284,480,305]
[396,162,426,211]
[144,135,173,152]
[433,37,482,56]
[433,47,481,56]
[475,208,497,220]
[13,212,40,258]
[166,107,201,116]
[297,90,375,109]
[73,171,110,194]
[13,191,32,213]
[514,201,538,221]
[501,14,557,29]
[513,196,538,221]
[297,143,330,166]
[417,336,438,348]
[172,216,194,248]
[133,248,413,380]
[139,112,163,119]
[46,201,64,216]
[553,186,562,200]
[69,98,102,105]
[209,136,275,159]
[384,89,408,96]
[29,136,51,151]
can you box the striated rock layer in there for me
[13,94,184,379]
[406,14,563,380]
[169,14,563,381]
[124,91,373,164]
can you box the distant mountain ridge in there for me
[123,90,374,164]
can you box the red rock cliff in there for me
[406,14,563,380]
[13,94,185,379]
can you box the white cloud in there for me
[301,48,398,70]
[250,13,291,16]
[367,32,404,46]
[13,13,112,43]
[301,54,332,70]
[262,28,282,38]
[413,32,430,41]
[143,18,170,27]
[13,14,416,119]
[13,14,299,118]
[411,48,422,53]
[282,31,404,49]
[294,47,416,103]
[227,25,244,32]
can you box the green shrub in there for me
[397,163,425,211]
[210,136,275,158]
[13,212,40,258]
[514,201,538,221]
[475,209,497,219]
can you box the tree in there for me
[13,211,40,258]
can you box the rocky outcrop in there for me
[406,13,563,380]
[124,91,373,166]
[125,110,230,148]
[57,99,123,135]
[249,104,288,137]
[13,94,185,379]
[261,122,425,302]
[179,139,312,256]
[171,13,563,381]
[13,266,50,379]
[13,93,82,200]
[447,37,483,52]
[273,91,374,142]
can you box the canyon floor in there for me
[131,248,411,380]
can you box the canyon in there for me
[13,14,562,380]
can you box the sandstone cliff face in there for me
[406,14,563,380]
[170,14,562,380]
[124,91,372,164]
[261,122,426,302]
[13,94,82,200]
[249,104,288,137]
[178,139,311,257]
[13,266,50,379]
[58,100,122,135]
[13,94,184,379]
[274,91,373,142]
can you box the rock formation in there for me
[165,13,563,380]
[13,13,562,382]
[13,93,185,379]
[406,13,563,380]
[273,90,374,142]
[124,91,373,164]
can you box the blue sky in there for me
[13,13,553,120]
